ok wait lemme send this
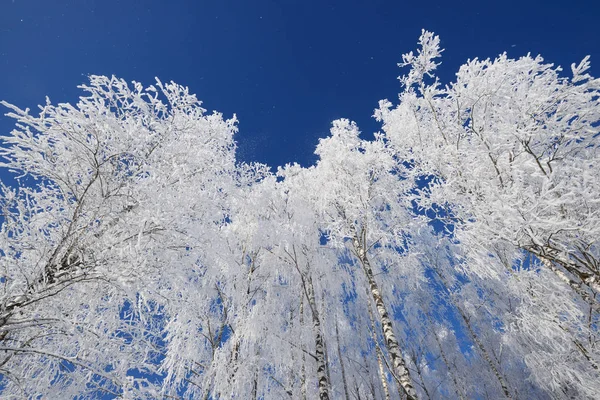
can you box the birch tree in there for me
[376,30,600,398]
[1,29,600,399]
[0,76,239,398]
[278,119,421,399]
[377,30,600,298]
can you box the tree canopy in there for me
[0,31,598,399]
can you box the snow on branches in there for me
[0,32,599,399]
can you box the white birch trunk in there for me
[367,300,391,400]
[335,320,351,400]
[306,274,330,400]
[299,296,307,400]
[353,236,418,400]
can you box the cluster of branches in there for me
[0,31,598,399]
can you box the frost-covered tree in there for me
[1,30,599,399]
[278,119,421,399]
[0,76,239,398]
[377,30,600,300]
[376,30,600,398]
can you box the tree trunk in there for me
[411,348,432,400]
[460,312,512,399]
[367,297,391,400]
[428,315,466,400]
[251,371,258,400]
[306,274,330,400]
[321,296,333,392]
[335,320,351,400]
[353,235,418,400]
[299,295,307,400]
[361,349,377,400]
[430,265,512,399]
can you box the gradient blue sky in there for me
[1,0,598,169]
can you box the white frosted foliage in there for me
[1,32,599,399]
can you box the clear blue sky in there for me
[1,0,598,169]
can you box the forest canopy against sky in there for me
[0,28,599,399]
[1,1,599,399]
[1,0,598,169]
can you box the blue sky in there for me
[1,0,598,169]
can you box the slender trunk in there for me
[355,381,363,400]
[454,293,512,399]
[228,340,241,385]
[353,235,418,400]
[286,246,330,400]
[361,349,377,400]
[321,296,333,392]
[287,246,330,399]
[299,296,307,400]
[228,250,259,388]
[431,265,512,399]
[306,274,330,400]
[287,306,301,398]
[376,346,392,400]
[367,299,391,400]
[411,349,432,400]
[335,321,351,400]
[251,370,258,400]
[428,317,466,400]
